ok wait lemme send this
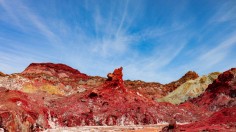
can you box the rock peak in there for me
[163,71,199,94]
[183,71,199,79]
[0,71,6,77]
[107,67,123,81]
[106,67,126,92]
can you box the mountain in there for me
[22,63,89,79]
[0,71,6,77]
[163,71,199,94]
[189,68,236,111]
[0,63,235,131]
[170,68,236,131]
[48,67,203,127]
[158,72,220,104]
[124,71,199,100]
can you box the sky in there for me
[0,0,236,83]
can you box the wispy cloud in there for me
[123,37,187,83]
[0,0,201,83]
[89,0,134,57]
[0,0,235,83]
[0,0,61,47]
[198,33,236,68]
[0,49,44,73]
[115,0,129,36]
[209,1,236,23]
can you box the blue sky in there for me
[0,0,236,83]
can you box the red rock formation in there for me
[0,71,6,77]
[123,71,198,100]
[173,107,236,131]
[189,68,236,111]
[20,63,90,95]
[49,68,203,127]
[1,63,236,131]
[107,67,123,81]
[0,89,50,131]
[171,68,236,131]
[0,87,7,92]
[106,67,126,92]
[124,80,163,100]
[22,63,88,80]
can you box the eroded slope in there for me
[158,72,220,104]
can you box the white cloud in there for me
[0,51,42,74]
[210,1,236,23]
[0,0,190,83]
[0,0,235,84]
[198,33,236,69]
[0,0,61,48]
[123,39,187,83]
[115,0,129,36]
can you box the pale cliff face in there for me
[157,72,220,104]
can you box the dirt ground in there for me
[43,124,168,132]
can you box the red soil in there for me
[174,107,236,131]
[0,88,50,131]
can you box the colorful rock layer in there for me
[0,63,235,131]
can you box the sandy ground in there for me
[43,124,168,132]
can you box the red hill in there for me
[22,63,88,79]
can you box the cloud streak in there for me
[198,33,236,68]
[0,0,61,48]
[0,0,236,83]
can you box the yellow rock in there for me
[40,84,64,95]
[22,84,64,95]
[22,84,37,93]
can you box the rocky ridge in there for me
[173,68,236,131]
[158,72,220,104]
[0,63,235,131]
[48,67,205,127]
[163,71,199,95]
